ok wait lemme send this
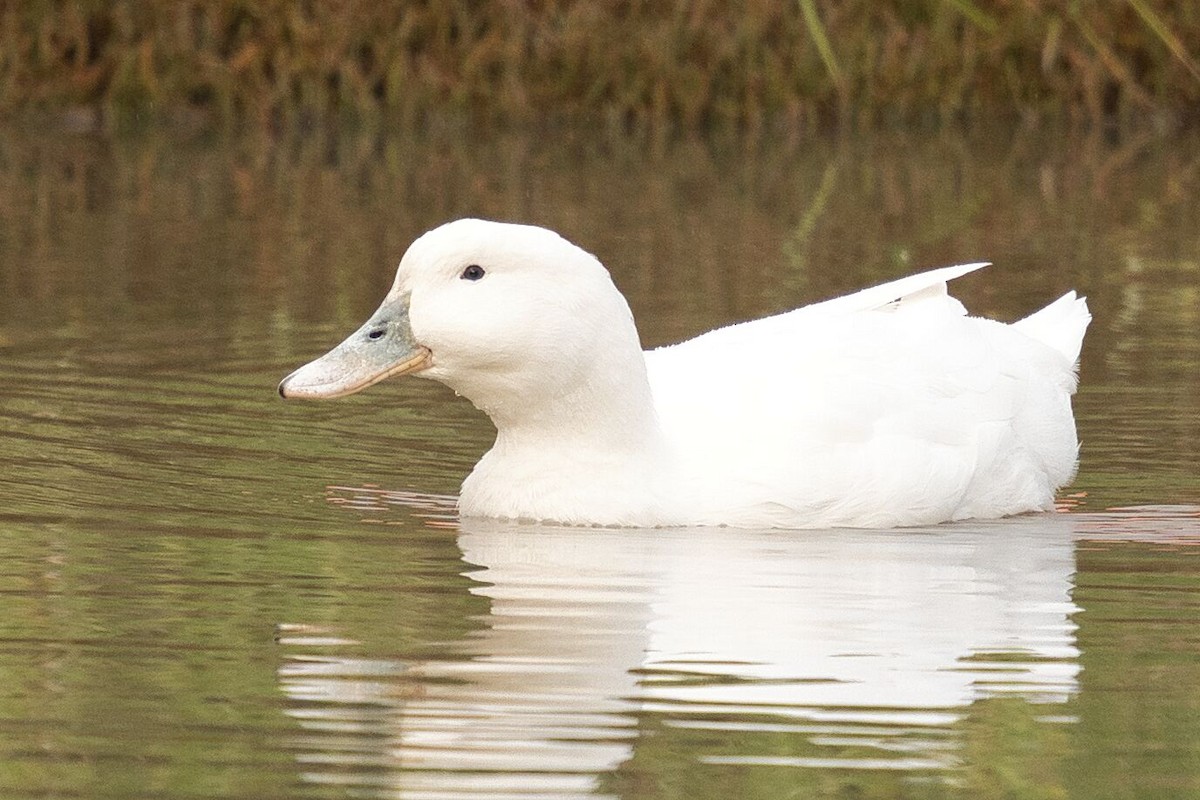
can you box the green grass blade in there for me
[799,0,844,88]
[1127,0,1200,83]
[942,0,999,34]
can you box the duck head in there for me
[279,219,649,427]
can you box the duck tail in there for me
[1013,291,1091,365]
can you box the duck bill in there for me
[278,294,431,399]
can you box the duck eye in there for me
[460,264,486,281]
[366,327,387,341]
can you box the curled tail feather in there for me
[1014,291,1091,366]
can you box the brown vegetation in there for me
[1,1,1199,133]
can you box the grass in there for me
[1,1,1199,134]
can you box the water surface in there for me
[1,127,1199,798]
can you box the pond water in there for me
[1,126,1198,799]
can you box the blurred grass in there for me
[1,0,1199,134]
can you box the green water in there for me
[1,127,1199,799]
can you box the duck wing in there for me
[803,262,989,314]
[643,263,1082,527]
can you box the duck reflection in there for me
[279,510,1079,797]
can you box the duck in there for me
[279,218,1090,529]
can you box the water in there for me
[1,126,1199,799]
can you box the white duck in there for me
[280,218,1090,529]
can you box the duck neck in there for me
[485,349,665,462]
[454,340,673,526]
